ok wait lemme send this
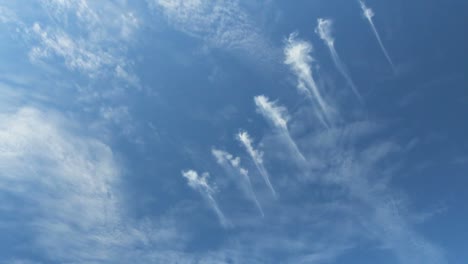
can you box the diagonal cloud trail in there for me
[254,95,307,164]
[182,170,230,227]
[212,148,264,217]
[359,0,396,72]
[284,33,334,127]
[316,18,363,101]
[237,131,277,198]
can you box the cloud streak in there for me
[284,33,334,127]
[290,121,447,264]
[359,0,396,72]
[254,95,307,164]
[237,131,277,197]
[212,148,264,217]
[182,169,230,227]
[316,18,363,101]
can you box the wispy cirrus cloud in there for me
[29,22,114,76]
[316,18,362,101]
[359,0,396,72]
[2,0,141,85]
[237,131,276,198]
[150,0,278,64]
[288,120,447,264]
[182,169,230,227]
[284,33,335,127]
[0,5,17,23]
[0,106,183,263]
[254,95,306,164]
[212,148,264,217]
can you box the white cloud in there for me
[41,0,140,42]
[254,95,306,164]
[212,148,264,217]
[255,95,289,130]
[359,0,396,72]
[0,107,118,261]
[151,0,277,63]
[287,120,447,263]
[0,5,17,23]
[1,0,142,85]
[284,33,335,127]
[315,18,362,100]
[359,0,374,19]
[237,131,276,197]
[0,107,186,263]
[29,22,112,75]
[182,170,230,227]
[316,18,335,46]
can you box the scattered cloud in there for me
[254,95,306,164]
[182,169,230,227]
[150,0,278,64]
[212,148,264,217]
[359,0,396,72]
[29,22,113,75]
[288,120,447,264]
[284,33,335,127]
[316,18,362,101]
[0,106,190,263]
[237,130,276,197]
[0,5,17,24]
[2,0,141,85]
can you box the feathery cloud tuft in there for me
[254,95,306,164]
[212,148,264,216]
[237,131,276,197]
[359,0,395,72]
[284,33,334,127]
[182,169,230,227]
[315,18,362,101]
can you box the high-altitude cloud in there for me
[284,33,333,127]
[182,169,230,227]
[237,131,277,197]
[290,121,447,264]
[212,148,264,216]
[359,0,396,72]
[315,18,362,101]
[152,0,276,64]
[254,95,307,164]
[1,0,142,85]
[0,107,176,262]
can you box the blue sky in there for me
[0,0,467,263]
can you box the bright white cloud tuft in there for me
[237,131,276,197]
[359,0,395,72]
[212,148,264,216]
[255,95,289,130]
[284,33,334,127]
[182,169,230,227]
[254,95,306,164]
[315,18,362,100]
